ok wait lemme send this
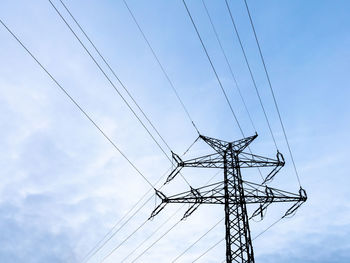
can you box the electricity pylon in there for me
[150,134,307,263]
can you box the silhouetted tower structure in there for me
[150,134,306,263]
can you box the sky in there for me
[0,0,349,262]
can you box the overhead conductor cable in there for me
[243,0,301,186]
[0,17,165,263]
[48,0,192,187]
[47,2,204,259]
[0,18,154,188]
[182,0,244,137]
[201,0,256,133]
[97,137,201,262]
[182,0,265,181]
[122,0,200,135]
[224,0,278,150]
[122,171,221,262]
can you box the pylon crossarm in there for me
[157,181,304,206]
[181,152,224,168]
[237,151,284,168]
[243,180,304,199]
[244,194,304,204]
[175,151,283,170]
[149,184,219,219]
[164,153,223,183]
[164,193,304,205]
[165,181,225,205]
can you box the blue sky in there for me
[0,0,349,262]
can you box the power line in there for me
[81,164,175,262]
[182,0,244,137]
[201,0,256,133]
[224,0,278,150]
[192,237,224,262]
[57,0,174,152]
[126,170,222,262]
[182,0,265,181]
[172,217,224,262]
[48,0,192,187]
[3,1,304,261]
[89,172,173,263]
[243,0,301,186]
[110,178,214,263]
[80,187,151,262]
[0,18,154,189]
[98,1,302,260]
[122,0,200,135]
[131,220,181,262]
[91,190,157,263]
[47,0,168,157]
[95,137,200,262]
[0,11,179,263]
[104,172,221,263]
[118,170,220,263]
[100,218,149,263]
[120,204,185,263]
[47,1,168,161]
[83,190,154,262]
[0,17,178,263]
[252,217,283,241]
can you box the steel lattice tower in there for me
[150,134,306,262]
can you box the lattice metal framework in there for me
[150,134,307,263]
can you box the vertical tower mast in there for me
[224,145,254,262]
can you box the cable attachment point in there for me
[149,189,168,220]
[164,152,184,184]
[192,121,200,135]
[250,186,274,220]
[261,151,285,185]
[299,187,307,201]
[181,187,203,221]
[276,151,285,166]
[282,187,307,218]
